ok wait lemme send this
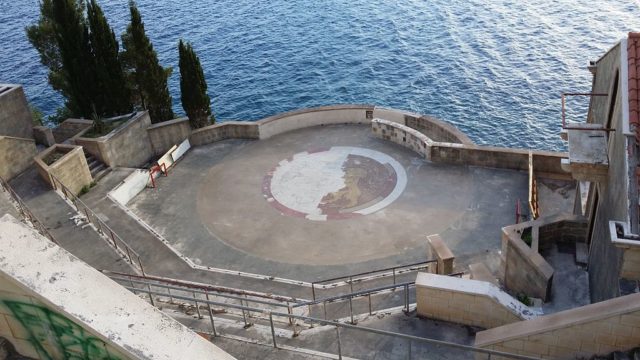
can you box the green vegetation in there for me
[81,117,129,138]
[78,181,97,196]
[87,0,132,115]
[29,105,44,126]
[26,0,132,119]
[27,0,216,126]
[178,40,214,129]
[516,293,533,306]
[121,1,174,124]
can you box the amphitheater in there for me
[0,34,639,360]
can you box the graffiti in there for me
[4,300,121,360]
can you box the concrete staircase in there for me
[84,152,110,182]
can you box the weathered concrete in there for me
[0,136,36,181]
[475,292,640,359]
[147,117,191,155]
[34,144,92,195]
[32,126,55,146]
[427,234,455,275]
[0,85,32,140]
[585,41,631,302]
[52,118,92,143]
[73,112,154,168]
[0,214,235,360]
[416,273,535,329]
[189,121,259,146]
[128,124,528,281]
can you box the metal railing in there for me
[0,176,59,244]
[48,174,145,274]
[310,260,437,300]
[126,282,540,360]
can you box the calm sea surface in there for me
[2,0,640,150]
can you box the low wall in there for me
[372,107,473,144]
[475,292,640,359]
[372,118,431,158]
[0,85,33,140]
[34,144,92,195]
[32,126,55,146]
[52,118,93,143]
[189,121,259,146]
[0,214,235,360]
[430,144,568,175]
[108,169,150,206]
[501,214,586,301]
[416,273,534,329]
[147,117,191,156]
[0,136,36,181]
[73,112,153,168]
[257,104,374,139]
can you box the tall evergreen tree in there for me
[51,0,98,118]
[87,0,132,116]
[178,40,213,129]
[121,1,174,123]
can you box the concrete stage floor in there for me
[129,125,529,282]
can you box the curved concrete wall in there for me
[257,104,375,139]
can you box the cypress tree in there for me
[87,0,132,116]
[27,0,97,119]
[178,40,213,129]
[121,1,174,123]
[51,0,98,118]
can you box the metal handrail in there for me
[102,270,301,303]
[296,281,414,308]
[48,174,145,274]
[131,286,541,360]
[0,176,59,244]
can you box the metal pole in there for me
[323,301,327,320]
[368,294,372,315]
[393,268,397,284]
[336,326,343,360]
[349,276,354,293]
[147,283,155,307]
[205,292,217,337]
[109,229,117,249]
[124,245,133,264]
[349,296,354,324]
[407,339,412,360]
[312,283,316,301]
[168,288,173,303]
[137,255,146,277]
[240,299,248,327]
[269,313,277,348]
[193,291,202,319]
[287,303,293,326]
[404,284,410,314]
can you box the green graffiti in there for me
[4,300,120,360]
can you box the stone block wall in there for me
[416,273,533,329]
[147,117,192,155]
[0,85,33,140]
[32,126,55,146]
[0,136,36,181]
[372,119,431,158]
[0,214,235,360]
[34,145,92,195]
[51,118,93,143]
[190,121,259,146]
[501,222,554,301]
[475,292,640,359]
[73,112,153,168]
[621,247,640,280]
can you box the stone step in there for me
[90,163,106,177]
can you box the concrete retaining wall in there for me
[0,85,33,140]
[52,118,93,144]
[147,117,191,156]
[416,273,534,329]
[189,121,259,146]
[257,104,374,139]
[475,292,640,359]
[0,136,36,181]
[73,112,153,168]
[34,145,92,195]
[372,119,431,158]
[32,126,55,146]
[0,214,235,360]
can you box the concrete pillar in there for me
[427,234,455,275]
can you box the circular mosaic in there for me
[262,146,407,221]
